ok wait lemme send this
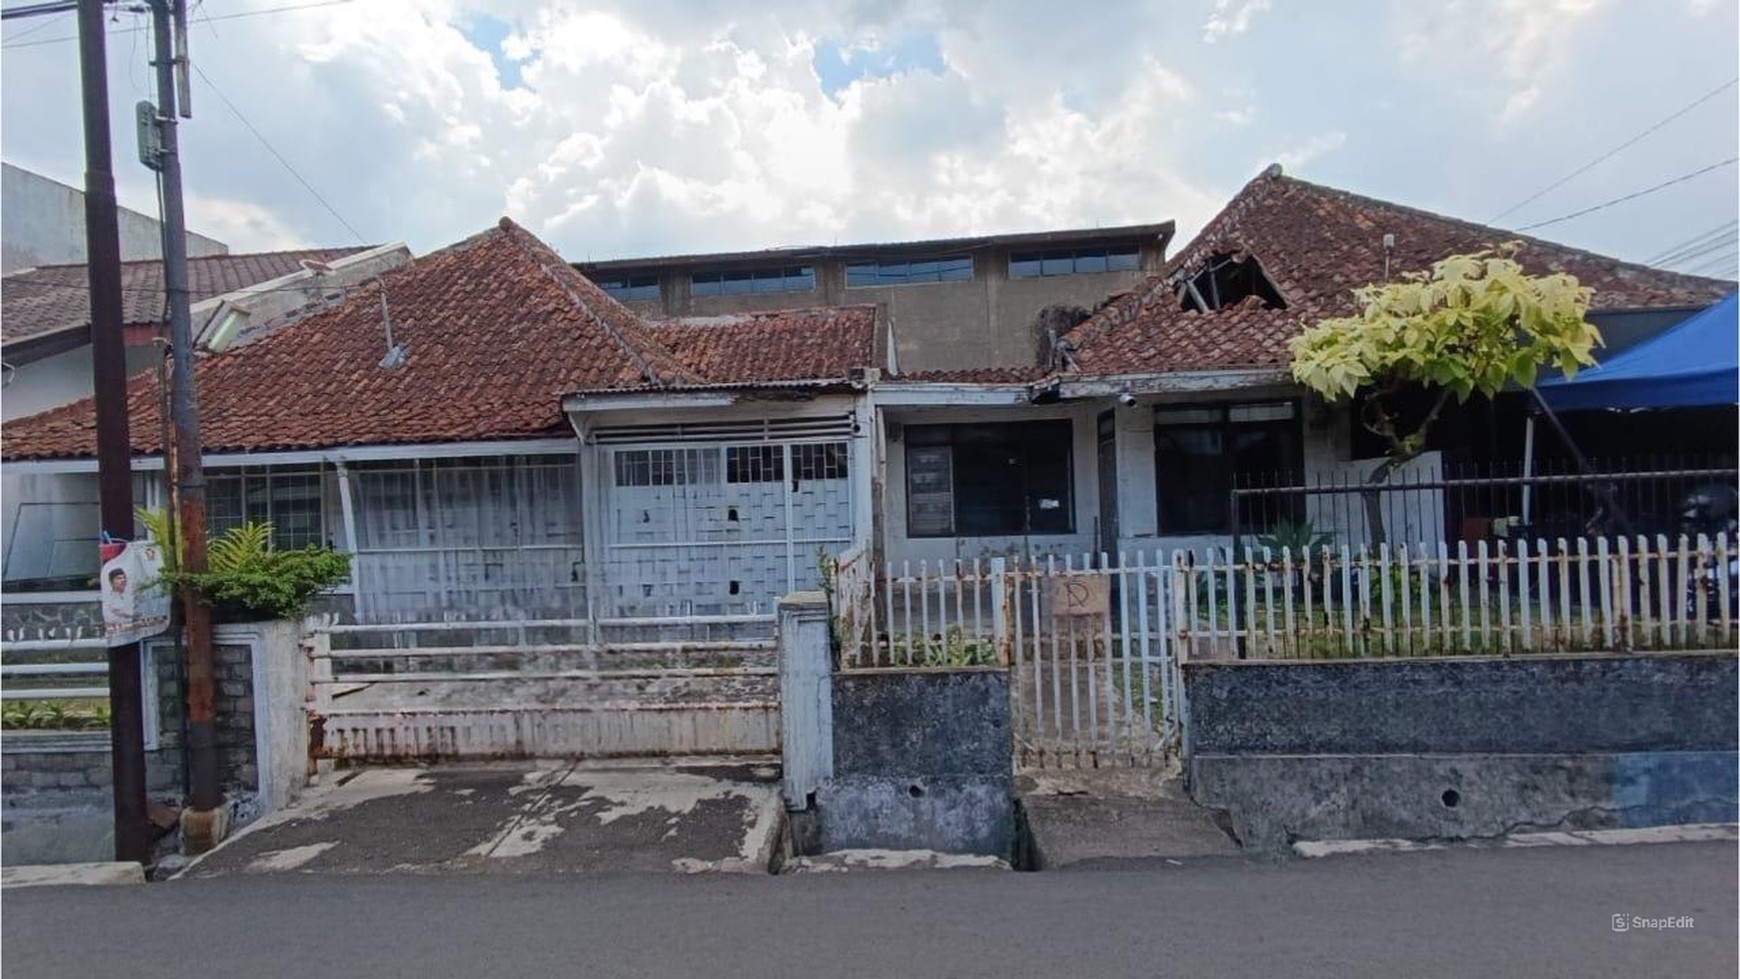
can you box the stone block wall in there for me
[1183,652,1740,852]
[6,636,265,804]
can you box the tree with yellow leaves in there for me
[1288,247,1601,545]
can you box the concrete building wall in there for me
[2,342,160,423]
[2,163,227,273]
[580,239,1163,374]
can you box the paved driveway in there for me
[183,759,785,878]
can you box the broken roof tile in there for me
[1065,167,1734,376]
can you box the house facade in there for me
[3,167,1732,633]
[868,165,1733,569]
[2,220,878,625]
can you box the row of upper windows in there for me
[592,246,1145,300]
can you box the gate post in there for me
[778,591,834,810]
[991,557,1011,666]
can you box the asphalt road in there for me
[5,842,1735,979]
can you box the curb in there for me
[1293,823,1738,858]
[2,862,147,889]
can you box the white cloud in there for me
[184,197,309,251]
[1203,0,1273,42]
[1396,0,1611,125]
[1273,131,1347,171]
[1,0,1730,275]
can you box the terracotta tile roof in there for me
[1,248,370,346]
[1065,166,1736,376]
[637,305,877,388]
[3,219,711,460]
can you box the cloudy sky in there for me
[2,0,1736,277]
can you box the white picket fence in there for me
[832,534,1739,768]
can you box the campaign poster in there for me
[99,539,171,647]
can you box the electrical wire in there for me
[1488,77,1740,224]
[1512,158,1740,233]
[1644,219,1739,266]
[1655,238,1738,272]
[190,61,369,244]
[0,5,65,40]
[2,0,353,49]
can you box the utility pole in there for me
[77,0,151,866]
[144,0,222,849]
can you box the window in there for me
[206,470,330,551]
[595,274,660,302]
[793,442,849,481]
[846,255,973,287]
[612,448,719,487]
[691,266,815,297]
[905,422,1073,537]
[1154,402,1300,535]
[726,445,784,483]
[1010,246,1140,278]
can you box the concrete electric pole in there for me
[141,0,222,851]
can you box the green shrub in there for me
[142,514,352,622]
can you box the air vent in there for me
[590,414,854,445]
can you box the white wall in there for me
[2,342,160,422]
[882,402,1101,567]
[2,163,226,273]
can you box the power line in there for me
[1660,244,1738,275]
[1512,158,1740,232]
[0,5,66,39]
[2,0,352,48]
[190,61,369,244]
[1644,219,1739,265]
[1655,236,1738,270]
[1488,77,1740,224]
[0,1,77,21]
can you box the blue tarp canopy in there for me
[1536,292,1739,411]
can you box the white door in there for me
[602,439,854,617]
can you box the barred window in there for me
[793,442,849,481]
[726,445,784,483]
[613,449,719,486]
[203,470,328,550]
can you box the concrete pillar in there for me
[778,591,833,810]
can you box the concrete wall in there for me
[2,163,226,273]
[591,243,1161,374]
[2,341,161,424]
[813,668,1014,857]
[1183,653,1740,852]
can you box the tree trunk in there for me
[1361,457,1402,548]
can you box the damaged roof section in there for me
[1064,164,1735,377]
[1,219,716,460]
